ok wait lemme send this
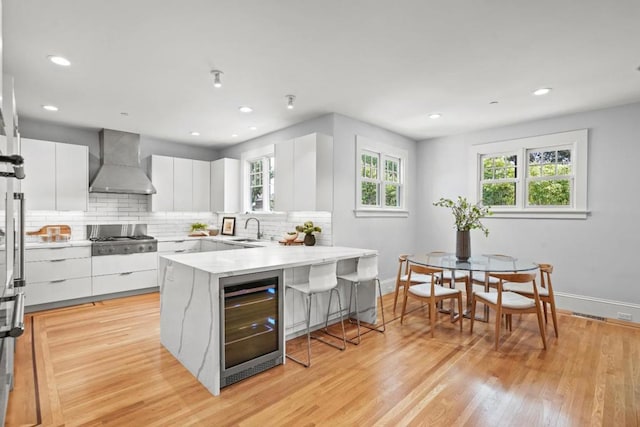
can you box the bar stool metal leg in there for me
[347,278,386,345]
[286,293,313,367]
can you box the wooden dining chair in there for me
[504,263,558,338]
[401,264,463,337]
[470,271,547,350]
[392,255,434,313]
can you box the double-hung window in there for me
[242,145,275,212]
[356,136,408,217]
[470,129,588,218]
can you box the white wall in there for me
[417,101,640,322]
[220,113,419,288]
[331,114,418,288]
[219,114,334,159]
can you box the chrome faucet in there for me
[244,217,263,239]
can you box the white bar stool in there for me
[285,261,346,367]
[337,254,386,345]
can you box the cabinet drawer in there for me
[27,257,91,283]
[25,277,92,306]
[92,252,158,276]
[158,239,201,254]
[25,246,91,262]
[92,270,158,296]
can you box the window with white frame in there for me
[242,145,275,212]
[356,136,408,217]
[469,129,588,218]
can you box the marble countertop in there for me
[157,235,279,248]
[24,240,92,249]
[161,245,376,277]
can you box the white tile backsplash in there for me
[20,193,333,244]
[24,193,217,240]
[230,211,332,246]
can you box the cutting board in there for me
[26,224,71,236]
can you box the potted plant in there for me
[295,221,322,246]
[190,222,208,236]
[433,196,492,261]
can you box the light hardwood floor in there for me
[6,292,640,426]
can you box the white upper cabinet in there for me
[274,133,333,212]
[56,142,89,211]
[151,155,174,211]
[192,160,211,211]
[21,138,88,211]
[151,155,211,212]
[173,157,193,211]
[210,158,240,213]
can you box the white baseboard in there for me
[554,292,640,323]
[380,278,396,295]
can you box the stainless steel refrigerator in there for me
[0,75,26,424]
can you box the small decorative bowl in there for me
[283,233,298,242]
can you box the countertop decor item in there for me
[283,232,298,242]
[295,221,322,246]
[433,197,492,261]
[190,222,208,232]
[189,222,209,237]
[221,217,236,236]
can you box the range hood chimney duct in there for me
[89,129,156,194]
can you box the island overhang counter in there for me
[159,245,378,396]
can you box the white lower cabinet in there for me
[157,239,202,254]
[26,278,92,306]
[25,246,92,306]
[93,270,158,296]
[92,252,158,296]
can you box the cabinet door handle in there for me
[174,249,186,253]
[120,272,134,276]
[174,240,186,243]
[51,279,67,283]
[49,259,66,263]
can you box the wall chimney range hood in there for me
[89,129,156,195]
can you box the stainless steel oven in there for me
[220,270,283,388]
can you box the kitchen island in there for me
[159,245,377,396]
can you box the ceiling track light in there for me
[211,70,223,88]
[286,95,296,109]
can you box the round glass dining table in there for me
[406,253,539,319]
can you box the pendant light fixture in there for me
[211,70,223,88]
[286,95,296,109]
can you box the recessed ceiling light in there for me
[42,105,59,111]
[533,87,552,96]
[428,113,442,119]
[248,126,257,131]
[231,134,238,138]
[239,106,253,113]
[48,55,71,66]
[190,131,200,136]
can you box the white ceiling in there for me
[4,0,640,148]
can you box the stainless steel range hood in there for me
[89,129,156,194]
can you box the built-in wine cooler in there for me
[220,270,283,388]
